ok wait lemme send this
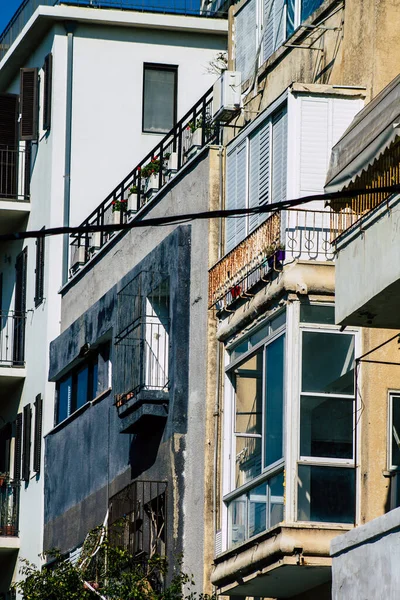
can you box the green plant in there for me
[265,241,285,257]
[111,199,127,212]
[128,185,137,195]
[140,157,161,179]
[13,521,217,600]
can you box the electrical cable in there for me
[1,183,399,242]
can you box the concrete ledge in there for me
[331,507,400,556]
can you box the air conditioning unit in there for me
[213,71,241,122]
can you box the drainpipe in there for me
[62,22,77,285]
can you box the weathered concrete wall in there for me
[47,148,220,590]
[331,507,400,599]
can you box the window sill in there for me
[46,388,111,436]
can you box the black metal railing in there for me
[0,0,226,63]
[0,478,19,537]
[0,144,30,201]
[70,86,217,275]
[109,480,167,580]
[0,311,26,366]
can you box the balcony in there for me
[211,522,350,598]
[0,144,30,235]
[329,140,400,328]
[114,271,169,434]
[0,312,26,382]
[209,209,335,311]
[0,478,20,548]
[70,86,217,276]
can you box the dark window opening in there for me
[142,64,178,134]
[34,230,45,307]
[43,53,52,131]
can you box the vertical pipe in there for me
[62,23,76,284]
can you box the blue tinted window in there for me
[287,0,296,37]
[301,0,324,21]
[76,367,89,410]
[58,376,72,423]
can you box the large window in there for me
[226,104,287,252]
[225,312,286,547]
[142,64,178,134]
[56,344,111,425]
[298,307,356,524]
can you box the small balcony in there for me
[0,312,26,381]
[0,144,30,235]
[0,478,20,548]
[209,209,335,311]
[114,271,170,434]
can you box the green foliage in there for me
[13,522,217,600]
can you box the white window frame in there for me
[295,312,359,524]
[388,391,400,471]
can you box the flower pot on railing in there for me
[127,187,139,212]
[89,232,101,253]
[267,248,286,269]
[143,173,160,199]
[70,246,86,273]
[184,128,203,160]
[166,152,178,173]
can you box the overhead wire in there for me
[1,183,399,242]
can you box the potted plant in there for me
[127,185,139,212]
[266,243,286,268]
[184,118,203,158]
[141,157,161,199]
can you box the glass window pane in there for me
[270,310,286,332]
[300,304,335,325]
[287,0,296,37]
[235,350,263,435]
[235,436,261,487]
[269,471,284,527]
[230,338,250,361]
[301,0,324,22]
[91,361,99,400]
[392,395,400,467]
[229,495,246,548]
[297,465,355,523]
[300,396,353,459]
[76,366,88,410]
[302,332,355,394]
[57,376,72,423]
[248,482,267,538]
[249,323,270,347]
[143,67,176,133]
[264,335,285,467]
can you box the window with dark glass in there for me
[35,230,45,307]
[142,64,177,134]
[298,327,355,524]
[56,344,111,425]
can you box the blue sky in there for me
[0,0,24,35]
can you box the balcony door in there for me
[13,248,27,365]
[0,93,18,199]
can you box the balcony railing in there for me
[329,139,400,241]
[0,144,30,202]
[70,86,217,276]
[109,480,167,585]
[0,0,226,63]
[209,209,335,310]
[0,478,19,537]
[0,312,26,367]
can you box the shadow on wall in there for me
[129,418,166,479]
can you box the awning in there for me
[325,73,400,193]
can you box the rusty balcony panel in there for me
[329,139,400,241]
[208,213,281,309]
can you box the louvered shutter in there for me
[43,53,53,131]
[0,423,12,474]
[226,140,247,253]
[299,98,329,196]
[249,119,270,232]
[0,93,18,199]
[332,97,362,147]
[264,0,286,62]
[33,394,43,473]
[235,0,257,82]
[34,230,45,307]
[20,68,38,141]
[14,413,22,481]
[22,404,31,483]
[271,106,287,203]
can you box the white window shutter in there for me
[226,140,247,252]
[235,0,257,83]
[249,120,270,232]
[264,0,286,62]
[332,97,362,147]
[271,107,287,204]
[299,98,329,196]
